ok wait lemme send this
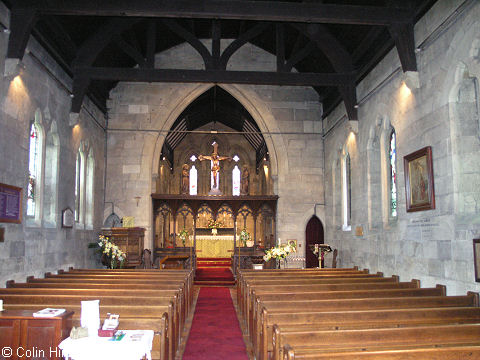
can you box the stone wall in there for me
[323,0,480,294]
[105,40,324,259]
[0,4,106,286]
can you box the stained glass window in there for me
[74,151,82,221]
[389,129,397,217]
[189,165,197,195]
[342,152,351,230]
[27,123,40,216]
[232,165,240,196]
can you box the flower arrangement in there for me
[263,243,296,262]
[178,228,189,247]
[92,235,126,269]
[239,228,252,246]
[207,219,222,229]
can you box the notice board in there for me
[0,183,22,223]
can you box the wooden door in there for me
[305,216,324,268]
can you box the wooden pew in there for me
[241,273,394,320]
[249,286,446,349]
[23,275,192,317]
[237,268,368,308]
[258,306,480,360]
[241,275,398,332]
[1,294,178,359]
[283,344,480,360]
[251,292,479,358]
[274,323,480,360]
[3,304,169,360]
[5,269,191,360]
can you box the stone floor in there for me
[175,285,254,360]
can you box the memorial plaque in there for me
[62,208,74,228]
[0,183,22,224]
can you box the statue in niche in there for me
[241,166,250,195]
[181,164,189,194]
[199,142,231,194]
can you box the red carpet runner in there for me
[195,258,236,285]
[182,287,249,360]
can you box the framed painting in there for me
[403,146,435,212]
[474,239,480,282]
[0,183,22,223]
[287,239,297,251]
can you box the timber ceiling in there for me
[4,0,437,123]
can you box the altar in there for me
[193,235,234,258]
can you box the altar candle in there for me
[278,237,281,246]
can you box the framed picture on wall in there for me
[474,239,480,282]
[287,239,297,251]
[403,146,435,212]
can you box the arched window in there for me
[342,152,351,231]
[189,165,198,195]
[389,129,397,217]
[43,121,60,227]
[85,149,95,227]
[74,148,85,222]
[232,165,240,196]
[27,116,44,219]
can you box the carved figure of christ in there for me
[199,142,232,189]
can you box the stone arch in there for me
[150,83,288,192]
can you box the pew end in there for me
[467,291,479,306]
[6,280,14,288]
[436,284,447,295]
[411,279,420,287]
[26,276,34,282]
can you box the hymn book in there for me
[33,308,66,317]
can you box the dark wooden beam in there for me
[276,23,286,72]
[162,19,213,69]
[7,7,37,59]
[295,23,358,120]
[389,22,417,72]
[114,35,146,67]
[284,41,315,72]
[72,18,140,67]
[211,20,221,70]
[145,20,156,68]
[20,1,412,25]
[219,23,269,69]
[71,75,90,113]
[75,66,355,87]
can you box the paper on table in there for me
[81,300,100,337]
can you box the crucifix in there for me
[199,142,231,194]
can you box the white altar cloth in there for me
[59,330,154,360]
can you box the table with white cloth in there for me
[193,235,234,258]
[58,330,154,360]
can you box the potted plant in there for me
[240,228,253,247]
[89,235,126,269]
[178,228,189,247]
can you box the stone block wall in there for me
[106,40,324,258]
[0,4,106,286]
[323,0,480,294]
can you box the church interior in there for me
[1,0,480,359]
